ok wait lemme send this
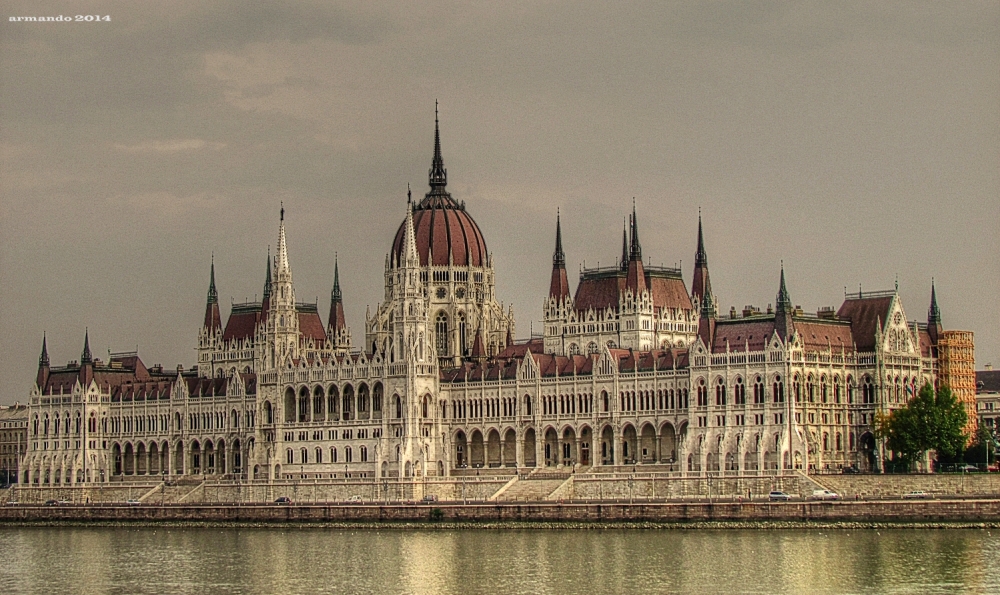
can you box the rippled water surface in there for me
[1,526,998,594]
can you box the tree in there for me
[875,382,967,471]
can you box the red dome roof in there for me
[391,196,488,268]
[391,107,488,268]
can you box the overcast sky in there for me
[1,1,997,404]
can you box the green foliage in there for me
[874,383,968,470]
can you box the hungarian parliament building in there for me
[21,116,947,486]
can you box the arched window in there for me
[360,446,368,462]
[587,342,599,354]
[734,377,745,405]
[435,312,449,356]
[286,449,293,464]
[754,376,764,404]
[715,378,726,406]
[773,375,784,403]
[568,343,581,356]
[331,447,338,463]
[300,448,308,464]
[315,447,322,464]
[697,378,708,407]
[345,446,353,463]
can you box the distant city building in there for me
[21,114,952,485]
[0,403,28,485]
[938,330,977,437]
[976,367,1000,432]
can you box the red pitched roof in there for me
[297,311,327,343]
[836,296,893,351]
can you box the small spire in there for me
[81,328,92,364]
[275,207,290,274]
[262,247,273,301]
[776,262,791,310]
[928,279,942,325]
[331,254,342,303]
[695,209,707,267]
[280,201,284,221]
[207,255,218,304]
[630,198,642,261]
[553,209,565,268]
[39,333,49,367]
[428,100,448,193]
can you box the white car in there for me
[811,489,839,501]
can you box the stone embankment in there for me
[3,499,1000,525]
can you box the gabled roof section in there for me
[836,294,894,351]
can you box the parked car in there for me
[273,496,292,505]
[768,491,792,502]
[346,495,363,503]
[959,464,979,473]
[421,494,439,503]
[810,490,840,501]
[44,499,59,506]
[902,491,931,499]
[125,499,141,506]
[841,466,860,474]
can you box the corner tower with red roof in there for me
[543,204,698,357]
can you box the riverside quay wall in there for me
[4,499,1000,525]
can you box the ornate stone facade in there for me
[21,116,947,487]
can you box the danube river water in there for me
[1,526,998,594]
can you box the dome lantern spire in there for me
[428,100,448,196]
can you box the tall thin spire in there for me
[549,210,570,300]
[81,328,92,364]
[695,209,707,267]
[262,247,273,302]
[402,190,420,267]
[331,254,342,304]
[553,209,565,268]
[776,262,792,310]
[275,207,290,275]
[629,199,642,261]
[428,100,448,194]
[39,333,49,367]
[928,279,941,325]
[207,255,218,304]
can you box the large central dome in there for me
[390,112,488,268]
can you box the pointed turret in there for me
[775,264,794,340]
[629,199,642,261]
[328,255,347,333]
[275,205,290,276]
[203,257,222,332]
[79,329,93,386]
[928,280,942,344]
[428,100,448,197]
[401,189,420,268]
[470,328,486,362]
[549,210,570,300]
[36,333,50,389]
[691,212,713,304]
[625,204,647,294]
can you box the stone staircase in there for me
[495,471,572,502]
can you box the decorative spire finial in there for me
[207,255,218,304]
[262,247,273,301]
[39,333,49,367]
[630,199,642,261]
[331,253,342,303]
[553,209,565,268]
[280,201,284,221]
[928,278,941,325]
[776,261,791,310]
[81,328,92,364]
[695,209,707,267]
[428,100,447,192]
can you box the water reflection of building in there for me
[21,114,951,487]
